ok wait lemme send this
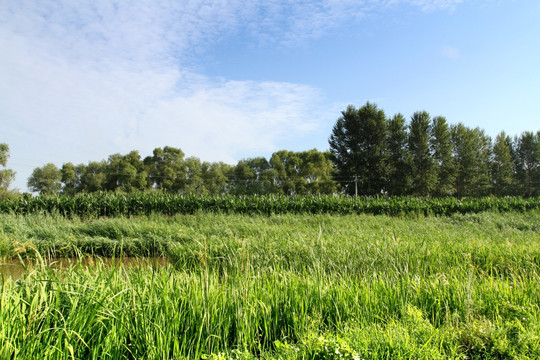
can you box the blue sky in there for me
[1,0,539,192]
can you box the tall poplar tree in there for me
[451,124,492,197]
[386,113,411,195]
[514,131,540,196]
[430,116,455,196]
[491,132,516,196]
[408,111,436,196]
[329,102,387,195]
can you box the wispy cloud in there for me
[1,0,467,65]
[1,0,467,190]
[401,0,464,12]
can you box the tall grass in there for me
[1,211,540,358]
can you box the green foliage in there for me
[0,143,15,193]
[431,116,455,196]
[451,124,492,198]
[1,211,540,358]
[409,111,437,196]
[144,146,187,192]
[105,150,147,192]
[329,103,538,197]
[514,131,540,196]
[27,163,61,195]
[230,157,276,195]
[386,113,411,195]
[0,143,9,167]
[25,113,540,197]
[492,132,516,196]
[41,147,337,197]
[329,102,388,195]
[270,149,337,195]
[78,161,107,192]
[60,162,78,195]
[1,193,540,218]
[202,161,232,194]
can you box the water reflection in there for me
[0,257,169,281]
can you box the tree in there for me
[329,102,387,195]
[202,161,231,194]
[143,146,187,192]
[184,157,204,194]
[230,157,276,195]
[61,162,79,195]
[408,111,437,196]
[269,149,337,195]
[78,161,107,193]
[298,149,337,194]
[430,116,455,196]
[270,150,305,195]
[230,160,258,195]
[386,114,411,195]
[451,124,492,197]
[105,151,147,192]
[491,132,516,196]
[514,131,540,196]
[27,163,61,195]
[0,143,16,194]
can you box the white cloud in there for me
[1,0,467,63]
[0,15,323,189]
[1,0,467,190]
[400,0,464,12]
[139,80,321,160]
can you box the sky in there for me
[1,0,539,192]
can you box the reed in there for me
[1,211,539,358]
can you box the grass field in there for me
[1,211,540,359]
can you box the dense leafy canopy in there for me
[330,103,539,197]
[27,163,62,195]
[22,147,336,196]
[329,103,387,195]
[5,103,540,197]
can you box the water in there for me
[0,257,169,280]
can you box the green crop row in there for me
[1,193,540,217]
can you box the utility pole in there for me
[354,174,358,197]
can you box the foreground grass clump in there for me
[1,211,540,358]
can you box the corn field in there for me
[1,193,540,217]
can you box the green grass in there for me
[1,211,540,359]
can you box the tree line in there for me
[1,102,539,198]
[24,147,337,196]
[329,102,539,197]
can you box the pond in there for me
[0,257,169,281]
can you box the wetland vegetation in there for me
[1,209,540,359]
